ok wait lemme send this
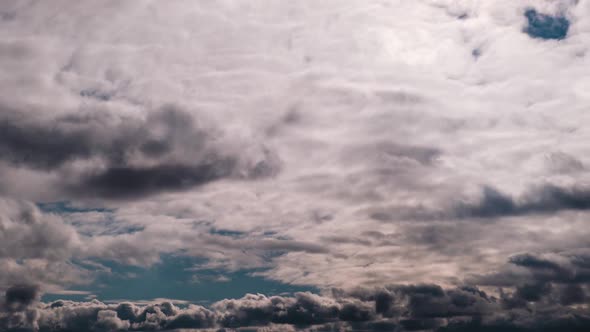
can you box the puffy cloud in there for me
[0,198,88,290]
[94,310,131,332]
[0,279,588,331]
[3,285,40,312]
[0,199,78,261]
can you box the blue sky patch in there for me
[42,255,316,304]
[524,8,569,40]
[37,201,113,214]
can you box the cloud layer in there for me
[1,0,590,331]
[1,277,589,332]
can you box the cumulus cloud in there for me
[3,285,40,312]
[0,198,89,290]
[0,199,78,260]
[1,278,589,332]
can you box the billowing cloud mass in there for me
[1,277,590,332]
[1,0,590,331]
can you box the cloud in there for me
[1,277,588,332]
[3,285,40,311]
[0,199,79,261]
[469,250,590,314]
[72,162,236,199]
[0,0,590,330]
[367,182,590,221]
[545,151,585,173]
[0,198,90,291]
[454,184,590,218]
[474,250,590,287]
[0,105,280,199]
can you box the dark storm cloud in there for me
[367,183,590,222]
[482,251,590,286]
[3,285,39,311]
[0,284,41,329]
[454,184,590,219]
[509,253,564,271]
[454,186,517,218]
[0,118,94,170]
[0,105,194,169]
[370,180,590,224]
[558,284,586,305]
[1,272,589,332]
[72,161,236,199]
[0,105,280,199]
[438,316,590,332]
[394,285,494,319]
[472,251,590,313]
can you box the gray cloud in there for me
[0,198,90,291]
[470,250,590,316]
[475,250,590,287]
[0,105,280,199]
[454,184,590,219]
[343,142,441,167]
[1,275,588,332]
[367,183,590,222]
[3,285,40,312]
[72,162,236,199]
[545,151,585,173]
[0,199,78,261]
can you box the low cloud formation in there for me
[1,275,589,332]
[2,252,590,331]
[3,285,40,312]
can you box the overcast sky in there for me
[1,1,590,331]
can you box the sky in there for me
[1,0,590,331]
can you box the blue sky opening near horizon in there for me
[42,254,317,305]
[38,202,317,304]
